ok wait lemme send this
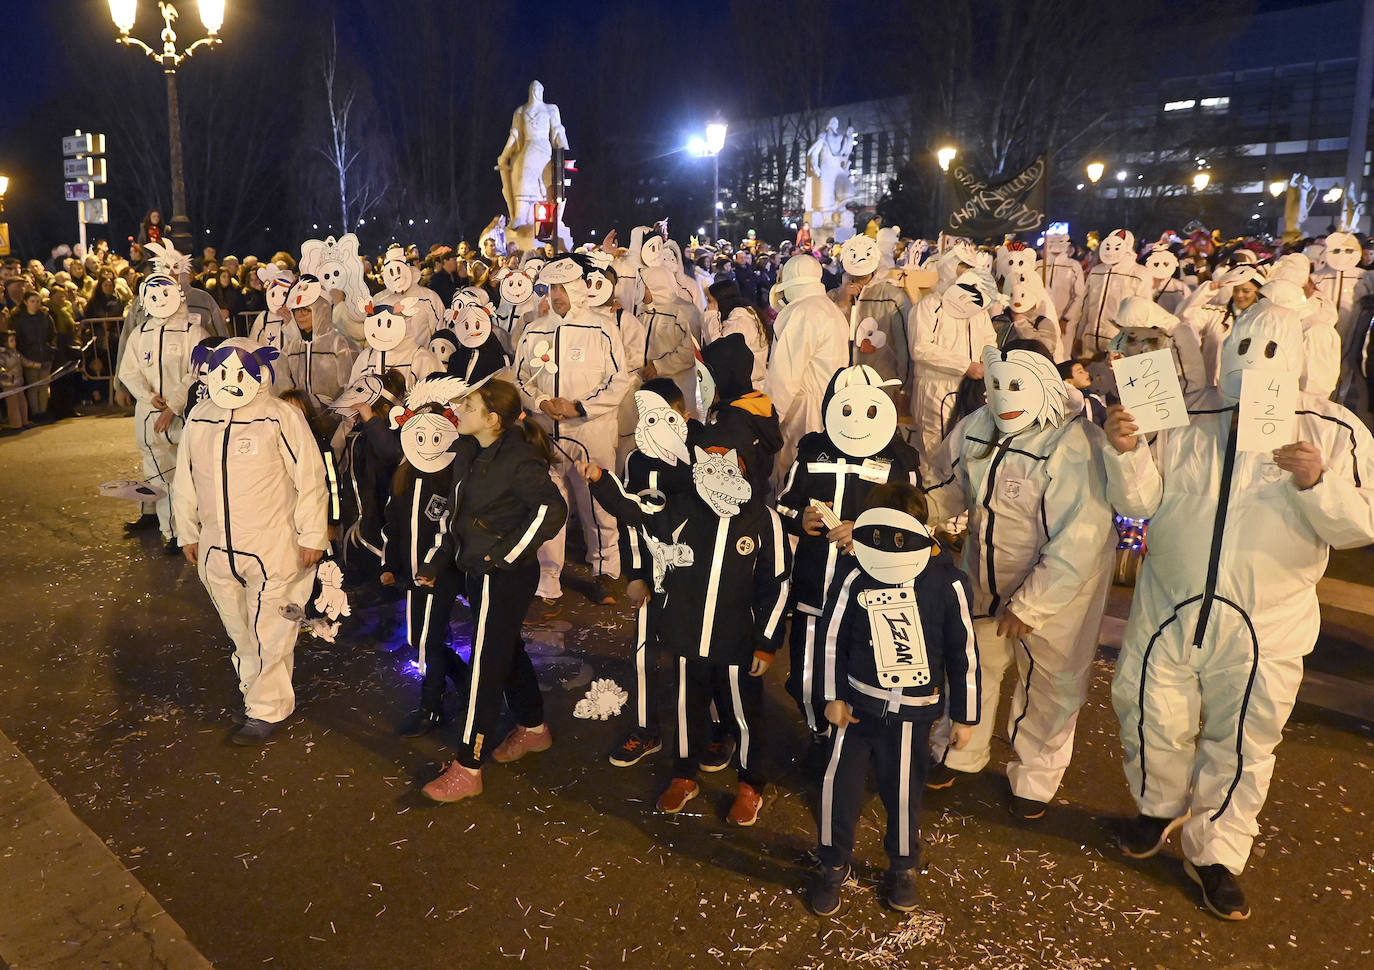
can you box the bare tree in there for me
[315,21,387,233]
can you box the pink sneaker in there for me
[422,762,483,803]
[492,725,553,763]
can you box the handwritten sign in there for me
[1236,369,1298,453]
[1111,349,1188,434]
[858,587,930,688]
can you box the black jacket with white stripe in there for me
[418,431,567,578]
[382,464,457,582]
[590,476,791,666]
[821,555,981,724]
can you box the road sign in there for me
[64,182,94,202]
[64,157,96,179]
[80,199,109,225]
[0,223,9,257]
[62,132,106,156]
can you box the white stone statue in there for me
[1285,173,1315,234]
[1340,183,1366,233]
[495,80,569,231]
[805,117,856,227]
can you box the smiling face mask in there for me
[586,269,614,307]
[394,408,462,473]
[1006,271,1047,316]
[381,245,412,294]
[824,365,900,458]
[1324,231,1361,272]
[1098,229,1135,266]
[1144,249,1179,281]
[497,269,534,306]
[853,506,936,585]
[359,297,417,352]
[692,446,751,517]
[1219,302,1303,402]
[140,275,183,319]
[982,345,1069,435]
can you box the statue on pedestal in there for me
[495,81,569,240]
[805,117,856,229]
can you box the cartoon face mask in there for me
[692,446,751,517]
[1219,303,1303,402]
[265,277,294,313]
[1098,230,1135,266]
[381,245,412,294]
[454,305,492,348]
[639,232,664,267]
[696,357,717,413]
[1144,248,1179,281]
[1044,234,1071,257]
[195,343,279,411]
[941,271,993,319]
[634,390,691,466]
[824,365,900,458]
[586,269,614,307]
[394,409,461,473]
[140,275,183,319]
[497,269,535,306]
[286,275,324,312]
[454,286,491,310]
[1324,231,1362,272]
[982,345,1070,435]
[999,243,1035,279]
[1006,272,1047,316]
[359,297,416,352]
[853,506,935,585]
[429,330,460,367]
[840,235,881,277]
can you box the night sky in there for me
[0,0,1338,259]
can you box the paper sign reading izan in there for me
[858,587,930,688]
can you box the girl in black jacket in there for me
[416,379,567,803]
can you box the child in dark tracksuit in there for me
[586,439,791,827]
[808,482,979,916]
[381,436,467,738]
[700,332,782,502]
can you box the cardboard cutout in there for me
[823,364,901,458]
[286,274,325,312]
[695,355,716,413]
[261,265,296,313]
[586,268,614,307]
[358,297,419,351]
[942,270,996,319]
[145,239,192,279]
[982,344,1070,435]
[1006,270,1048,315]
[633,390,691,466]
[454,304,494,349]
[381,244,414,294]
[853,506,936,587]
[140,274,183,318]
[692,445,750,517]
[193,342,280,411]
[1144,247,1180,282]
[1323,231,1361,272]
[330,373,393,413]
[1219,303,1303,402]
[299,234,367,304]
[495,266,536,306]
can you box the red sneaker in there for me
[656,777,700,813]
[492,725,552,763]
[727,782,764,826]
[422,762,483,803]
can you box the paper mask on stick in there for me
[824,365,900,458]
[633,390,691,466]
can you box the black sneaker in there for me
[700,735,736,773]
[807,863,854,917]
[163,537,181,555]
[1009,794,1048,820]
[608,732,662,767]
[926,761,958,790]
[398,707,445,739]
[1119,812,1189,859]
[1184,860,1251,921]
[589,579,616,606]
[882,867,919,912]
[124,513,158,534]
[232,717,276,745]
[230,707,246,727]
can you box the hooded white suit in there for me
[1105,302,1374,874]
[908,270,998,464]
[1078,229,1151,356]
[1261,264,1340,400]
[926,350,1115,802]
[1111,297,1209,397]
[173,344,329,725]
[763,254,850,489]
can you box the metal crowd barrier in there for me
[76,316,126,401]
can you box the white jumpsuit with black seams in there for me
[765,291,851,491]
[515,307,632,594]
[907,293,997,468]
[1105,388,1374,874]
[925,399,1116,802]
[117,308,208,541]
[1077,261,1151,356]
[173,394,330,724]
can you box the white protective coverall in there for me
[1260,274,1341,399]
[515,269,631,593]
[926,349,1115,802]
[1105,302,1374,874]
[173,345,329,724]
[908,269,998,465]
[763,253,850,490]
[379,245,446,348]
[1078,229,1151,356]
[118,280,208,541]
[281,296,356,406]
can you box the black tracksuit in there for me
[590,473,790,787]
[418,430,567,768]
[700,333,783,501]
[776,413,922,733]
[382,463,466,709]
[817,556,979,871]
[340,414,403,570]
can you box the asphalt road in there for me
[0,414,1371,970]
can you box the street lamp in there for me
[935,146,957,233]
[108,0,226,256]
[1085,162,1105,184]
[1192,172,1210,191]
[0,175,8,213]
[1323,186,1344,204]
[936,146,958,172]
[1268,180,1286,198]
[690,120,728,241]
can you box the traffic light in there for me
[534,202,555,243]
